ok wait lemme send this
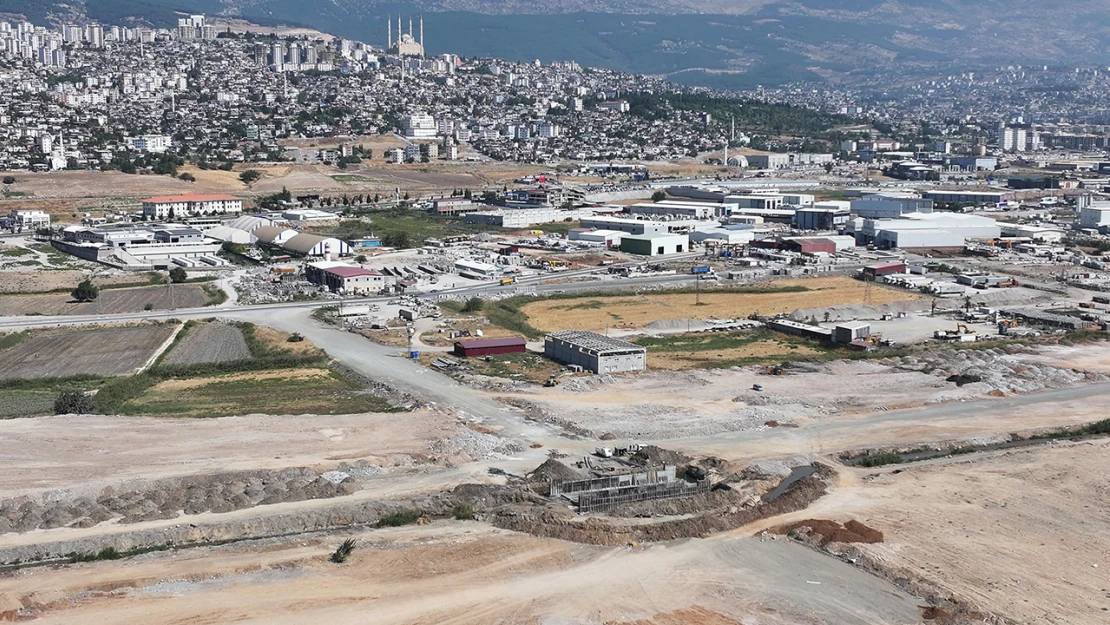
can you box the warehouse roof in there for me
[455,337,527,350]
[546,330,645,354]
[325,266,380,278]
[253,225,295,243]
[622,232,687,240]
[283,233,331,254]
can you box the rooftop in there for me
[455,337,527,349]
[546,330,644,354]
[324,266,380,278]
[142,194,240,204]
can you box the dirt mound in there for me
[774,518,884,547]
[527,459,586,483]
[629,445,692,468]
[608,606,746,625]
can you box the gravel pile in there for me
[895,348,1106,394]
[428,429,524,461]
[0,467,360,534]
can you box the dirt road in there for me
[9,523,925,625]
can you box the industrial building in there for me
[726,194,784,210]
[1079,204,1110,230]
[854,213,1001,249]
[628,200,730,220]
[620,232,689,256]
[689,226,755,245]
[568,228,625,246]
[863,262,907,278]
[544,330,646,374]
[794,206,850,230]
[464,208,594,228]
[766,319,833,341]
[921,190,1012,205]
[141,194,243,220]
[833,321,872,344]
[305,261,392,293]
[579,216,666,235]
[453,337,527,358]
[851,196,934,219]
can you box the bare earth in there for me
[0,284,207,316]
[521,276,921,332]
[0,325,175,380]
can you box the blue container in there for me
[410,350,420,359]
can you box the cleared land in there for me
[161,322,251,366]
[118,368,391,418]
[519,277,921,333]
[0,325,175,380]
[634,330,825,369]
[834,441,1110,624]
[0,284,209,316]
[3,524,925,625]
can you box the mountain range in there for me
[3,0,1109,89]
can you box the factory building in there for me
[579,217,667,235]
[794,206,850,230]
[921,190,1012,205]
[850,196,933,219]
[305,261,391,293]
[1079,204,1110,230]
[568,228,625,246]
[453,337,527,358]
[854,213,1001,249]
[544,331,646,374]
[620,232,689,256]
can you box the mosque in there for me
[387,16,425,57]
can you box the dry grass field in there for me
[637,333,825,370]
[0,284,208,316]
[520,277,921,333]
[0,325,175,380]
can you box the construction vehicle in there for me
[500,276,517,286]
[763,364,785,375]
[865,332,884,345]
[543,374,560,387]
[595,447,614,458]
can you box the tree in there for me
[169,267,188,283]
[1,176,14,185]
[179,172,196,182]
[382,232,411,249]
[461,297,484,313]
[54,391,94,415]
[355,254,367,264]
[651,190,667,202]
[823,162,834,173]
[239,169,262,185]
[71,279,99,302]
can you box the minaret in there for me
[388,17,392,49]
[408,17,413,38]
[420,16,424,47]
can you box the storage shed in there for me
[619,232,689,256]
[454,337,528,357]
[863,262,907,279]
[544,331,646,374]
[834,321,872,344]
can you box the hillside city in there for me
[0,10,1109,625]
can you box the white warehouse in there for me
[544,330,646,374]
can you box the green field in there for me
[0,322,401,418]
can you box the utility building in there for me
[453,337,527,357]
[620,232,688,256]
[544,331,646,374]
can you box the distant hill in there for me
[3,0,1107,89]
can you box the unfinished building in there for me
[551,465,709,513]
[544,330,646,374]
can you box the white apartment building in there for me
[130,135,172,153]
[402,113,436,138]
[141,194,243,220]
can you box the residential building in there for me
[141,194,243,219]
[402,112,436,138]
[10,209,50,230]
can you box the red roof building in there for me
[305,262,393,294]
[453,336,528,357]
[863,262,907,278]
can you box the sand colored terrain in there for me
[824,441,1110,624]
[0,410,456,499]
[521,277,922,332]
[0,270,144,294]
[5,523,925,625]
[0,284,208,316]
[644,336,823,370]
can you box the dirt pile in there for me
[895,347,1106,394]
[608,606,747,625]
[773,519,884,547]
[629,445,692,467]
[527,459,587,484]
[0,467,360,534]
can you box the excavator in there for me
[762,365,785,375]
